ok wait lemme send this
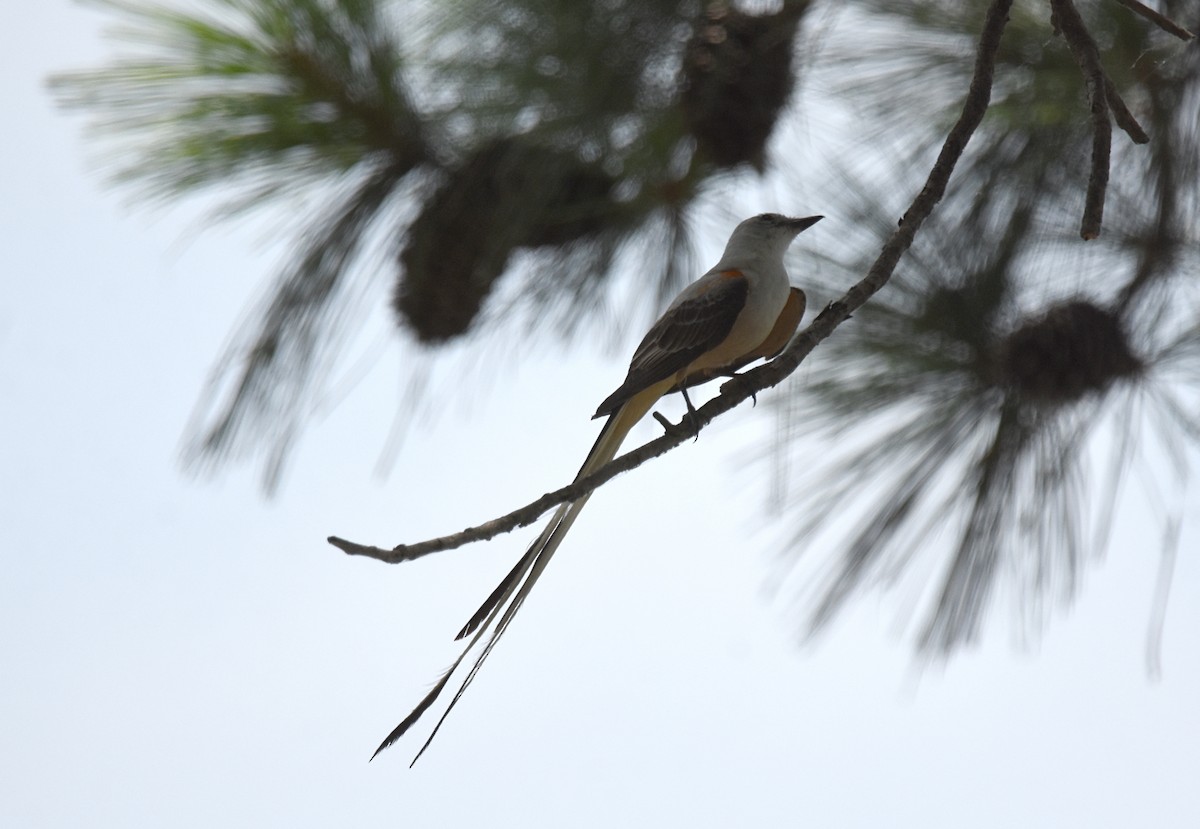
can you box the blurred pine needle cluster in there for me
[54,0,1200,655]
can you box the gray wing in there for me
[674,285,805,391]
[593,272,749,418]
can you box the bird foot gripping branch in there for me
[369,213,822,764]
[650,409,700,440]
[718,371,762,406]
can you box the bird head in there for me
[725,213,823,260]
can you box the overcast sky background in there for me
[3,3,1199,827]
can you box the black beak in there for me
[788,215,824,231]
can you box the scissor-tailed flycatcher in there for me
[377,213,822,763]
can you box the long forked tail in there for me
[373,382,670,764]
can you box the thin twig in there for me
[1112,0,1196,41]
[327,0,1017,565]
[1104,76,1150,144]
[1051,0,1112,240]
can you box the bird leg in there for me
[679,387,703,440]
[680,385,698,420]
[652,397,701,441]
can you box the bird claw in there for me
[719,372,757,406]
[652,410,700,441]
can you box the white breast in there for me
[687,260,791,374]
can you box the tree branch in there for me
[327,0,1016,565]
[1051,0,1113,240]
[1111,0,1196,41]
[1104,76,1150,145]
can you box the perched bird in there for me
[378,212,823,763]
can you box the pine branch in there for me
[1104,76,1150,145]
[327,0,1017,565]
[1111,0,1196,41]
[1051,0,1113,240]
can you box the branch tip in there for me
[1051,0,1112,239]
[1112,0,1196,41]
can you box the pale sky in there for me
[3,3,1199,827]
